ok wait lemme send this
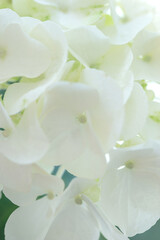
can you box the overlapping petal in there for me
[100,142,160,236]
[0,102,49,164]
[4,18,67,115]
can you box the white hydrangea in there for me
[0,0,159,239]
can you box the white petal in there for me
[141,101,160,140]
[4,173,64,206]
[61,178,96,200]
[0,8,20,32]
[62,124,107,178]
[119,71,134,104]
[45,200,100,240]
[83,195,129,240]
[4,20,67,115]
[99,45,133,80]
[0,101,14,130]
[111,14,152,44]
[121,83,148,140]
[4,82,44,115]
[30,20,68,77]
[132,31,160,82]
[40,82,107,178]
[5,198,53,240]
[66,26,110,67]
[34,0,58,7]
[0,154,31,191]
[35,0,107,9]
[0,23,51,81]
[100,143,160,236]
[99,0,153,44]
[82,68,124,151]
[0,103,49,164]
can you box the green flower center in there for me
[47,191,54,200]
[125,160,134,169]
[75,195,83,205]
[77,113,87,124]
[138,54,152,62]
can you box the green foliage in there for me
[0,194,18,240]
[99,233,107,240]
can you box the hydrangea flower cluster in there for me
[0,0,160,239]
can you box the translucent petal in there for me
[132,31,160,82]
[4,173,64,206]
[45,200,100,240]
[121,83,148,140]
[5,198,53,240]
[66,26,110,67]
[0,103,49,164]
[0,23,51,81]
[4,20,67,115]
[0,154,31,191]
[81,68,124,151]
[98,0,152,44]
[100,143,160,236]
[0,8,20,32]
[83,195,129,240]
[40,82,107,178]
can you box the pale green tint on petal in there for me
[51,8,103,29]
[60,178,97,201]
[0,0,12,9]
[45,200,100,240]
[0,103,49,164]
[83,184,100,203]
[13,0,51,21]
[99,45,133,79]
[97,0,152,44]
[35,0,107,28]
[0,154,32,191]
[100,143,160,236]
[34,0,57,7]
[61,61,84,83]
[35,0,108,9]
[98,13,152,44]
[121,83,148,140]
[5,198,53,240]
[4,174,64,206]
[66,26,133,83]
[141,101,160,140]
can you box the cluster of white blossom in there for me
[0,0,160,239]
